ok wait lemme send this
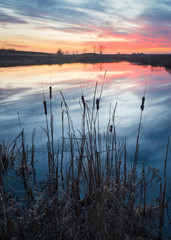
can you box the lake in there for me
[0,61,171,180]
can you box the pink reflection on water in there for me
[0,62,170,179]
[0,62,169,95]
[0,62,170,141]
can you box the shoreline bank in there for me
[0,50,171,73]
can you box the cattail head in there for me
[140,96,145,111]
[81,95,85,109]
[96,98,100,110]
[109,125,113,132]
[49,86,52,99]
[43,100,47,115]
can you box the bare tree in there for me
[72,51,78,55]
[99,45,105,55]
[57,48,63,55]
[93,46,98,54]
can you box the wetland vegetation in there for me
[0,83,170,239]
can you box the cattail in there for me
[43,100,47,115]
[49,86,52,99]
[81,95,85,109]
[96,98,100,110]
[140,96,145,111]
[109,125,113,132]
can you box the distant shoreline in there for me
[0,49,171,73]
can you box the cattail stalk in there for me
[43,99,52,174]
[133,96,145,182]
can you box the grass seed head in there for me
[109,125,113,132]
[140,96,145,111]
[81,95,85,109]
[96,98,100,110]
[49,86,52,99]
[43,100,47,115]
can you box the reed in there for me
[0,84,170,240]
[159,136,170,239]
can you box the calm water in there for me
[0,62,171,178]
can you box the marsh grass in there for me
[0,84,170,240]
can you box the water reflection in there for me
[0,62,170,177]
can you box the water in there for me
[0,61,171,235]
[0,62,171,177]
[0,63,170,154]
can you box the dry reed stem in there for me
[0,85,170,240]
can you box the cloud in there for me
[135,25,171,46]
[139,7,171,27]
[34,25,95,34]
[0,0,171,53]
[0,11,28,24]
[159,44,171,48]
[5,43,29,48]
[0,0,93,25]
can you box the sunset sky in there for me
[0,0,171,54]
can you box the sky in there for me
[0,0,171,54]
